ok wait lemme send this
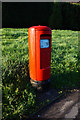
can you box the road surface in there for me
[33,90,80,119]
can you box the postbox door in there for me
[40,35,51,69]
[36,30,51,81]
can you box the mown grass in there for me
[1,28,80,120]
[50,30,80,90]
[71,3,80,6]
[2,28,36,120]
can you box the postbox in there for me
[28,25,52,88]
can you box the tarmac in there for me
[31,88,80,119]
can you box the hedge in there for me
[2,2,80,30]
[49,2,80,31]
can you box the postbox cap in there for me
[29,25,51,31]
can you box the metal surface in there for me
[28,25,52,83]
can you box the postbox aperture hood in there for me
[29,25,51,31]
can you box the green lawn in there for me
[1,28,80,120]
[50,30,80,89]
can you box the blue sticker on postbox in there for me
[40,39,49,48]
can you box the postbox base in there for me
[30,79,50,90]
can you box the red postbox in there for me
[28,25,52,88]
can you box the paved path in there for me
[33,90,80,119]
[64,102,79,119]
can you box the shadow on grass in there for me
[50,70,80,91]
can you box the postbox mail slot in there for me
[40,34,51,37]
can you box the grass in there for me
[1,28,80,120]
[50,30,80,90]
[71,3,80,6]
